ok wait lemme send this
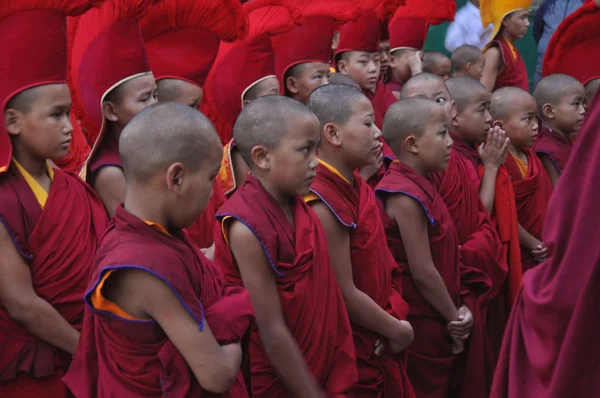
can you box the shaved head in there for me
[400,73,447,98]
[533,74,584,115]
[423,52,451,71]
[120,101,221,182]
[157,78,203,108]
[233,95,317,167]
[328,73,361,89]
[306,84,365,128]
[451,45,483,73]
[489,87,533,120]
[446,76,488,113]
[585,78,600,102]
[383,97,446,152]
[6,85,44,113]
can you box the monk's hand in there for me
[448,305,473,340]
[531,241,549,262]
[408,50,423,75]
[388,320,414,354]
[478,126,509,169]
[451,336,466,355]
[373,338,385,357]
[359,148,384,181]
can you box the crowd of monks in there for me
[1,0,600,397]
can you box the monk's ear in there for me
[4,109,23,136]
[405,134,418,154]
[542,103,555,120]
[166,162,185,194]
[242,99,251,108]
[251,145,270,171]
[450,100,457,121]
[285,76,299,96]
[323,122,341,147]
[102,101,119,123]
[337,58,349,74]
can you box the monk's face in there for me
[338,51,381,92]
[417,108,453,172]
[584,79,600,110]
[286,62,330,104]
[337,96,382,169]
[502,9,530,40]
[379,41,391,78]
[552,86,586,137]
[105,74,158,129]
[268,114,320,197]
[402,80,456,125]
[499,94,539,149]
[5,84,73,160]
[159,79,203,109]
[455,89,492,144]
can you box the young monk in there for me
[0,1,108,395]
[214,96,357,397]
[489,87,553,273]
[305,84,415,397]
[376,98,474,398]
[64,102,254,397]
[422,51,452,80]
[402,75,506,397]
[451,44,486,80]
[480,0,532,92]
[532,74,586,185]
[71,0,158,217]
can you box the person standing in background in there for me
[533,0,583,85]
[445,0,494,53]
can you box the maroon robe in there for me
[375,161,461,398]
[214,175,357,397]
[0,166,107,390]
[486,38,529,92]
[310,163,414,398]
[186,179,227,249]
[490,83,600,398]
[63,205,254,397]
[504,149,553,272]
[87,130,121,183]
[532,127,573,174]
[429,150,506,397]
[386,75,404,94]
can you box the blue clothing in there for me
[533,0,583,85]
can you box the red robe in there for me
[375,161,461,398]
[385,75,404,94]
[186,178,228,249]
[490,83,600,398]
[310,163,414,398]
[63,205,254,397]
[532,127,573,174]
[429,150,506,397]
[504,149,553,272]
[0,166,107,396]
[52,113,90,174]
[214,175,357,397]
[485,38,529,92]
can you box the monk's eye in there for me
[436,97,447,104]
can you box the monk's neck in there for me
[508,144,526,159]
[543,124,570,141]
[106,122,124,141]
[124,187,169,231]
[450,130,477,148]
[11,144,49,180]
[397,154,429,176]
[255,177,295,213]
[317,152,355,183]
[499,30,518,44]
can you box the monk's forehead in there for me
[404,80,449,98]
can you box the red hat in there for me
[543,0,600,86]
[206,0,301,143]
[388,0,456,52]
[140,0,246,88]
[0,0,101,174]
[71,0,153,180]
[272,0,358,90]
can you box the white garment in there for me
[445,2,494,53]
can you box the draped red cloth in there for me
[309,163,414,398]
[429,150,506,397]
[504,149,553,273]
[0,166,107,393]
[214,175,357,397]
[485,38,529,92]
[532,127,573,174]
[375,161,461,398]
[386,75,404,94]
[186,179,227,249]
[52,114,90,174]
[490,84,600,398]
[86,129,121,185]
[63,205,254,398]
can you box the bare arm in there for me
[93,166,127,218]
[0,224,79,354]
[481,47,501,92]
[388,195,458,323]
[228,220,324,398]
[311,202,413,352]
[538,154,560,187]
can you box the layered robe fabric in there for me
[385,75,404,94]
[214,175,357,397]
[489,86,600,398]
[375,161,461,398]
[485,38,529,92]
[309,162,414,398]
[87,130,122,182]
[429,150,507,397]
[0,166,107,396]
[186,179,227,249]
[532,127,574,174]
[63,205,254,397]
[504,148,553,273]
